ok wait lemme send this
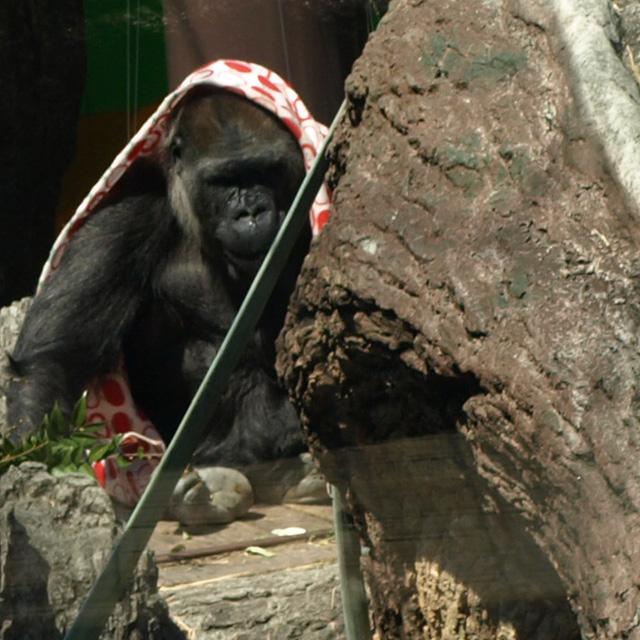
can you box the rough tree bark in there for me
[277,0,640,638]
[0,1,85,307]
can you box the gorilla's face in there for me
[167,90,305,278]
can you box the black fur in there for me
[7,89,309,467]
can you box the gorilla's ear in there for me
[169,135,183,163]
[164,130,200,240]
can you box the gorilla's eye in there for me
[170,136,183,162]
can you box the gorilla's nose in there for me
[233,199,269,222]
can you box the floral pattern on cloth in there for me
[39,60,331,507]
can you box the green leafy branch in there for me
[0,395,128,477]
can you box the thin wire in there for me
[133,0,141,133]
[125,0,131,141]
[276,0,292,82]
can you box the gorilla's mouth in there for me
[221,210,281,271]
[229,247,264,261]
[224,246,268,272]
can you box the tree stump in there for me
[277,0,640,637]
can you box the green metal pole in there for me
[333,485,372,639]
[63,102,346,640]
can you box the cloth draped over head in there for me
[41,60,331,506]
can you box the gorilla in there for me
[5,82,313,475]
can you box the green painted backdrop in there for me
[82,0,168,115]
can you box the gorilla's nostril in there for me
[234,204,269,221]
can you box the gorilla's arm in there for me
[193,364,304,467]
[7,193,173,437]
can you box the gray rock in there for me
[0,461,183,640]
[0,298,29,435]
[0,297,29,353]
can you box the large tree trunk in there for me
[0,1,85,306]
[277,0,640,637]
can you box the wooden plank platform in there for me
[151,503,345,637]
[151,502,336,585]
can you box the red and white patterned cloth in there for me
[39,60,331,506]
